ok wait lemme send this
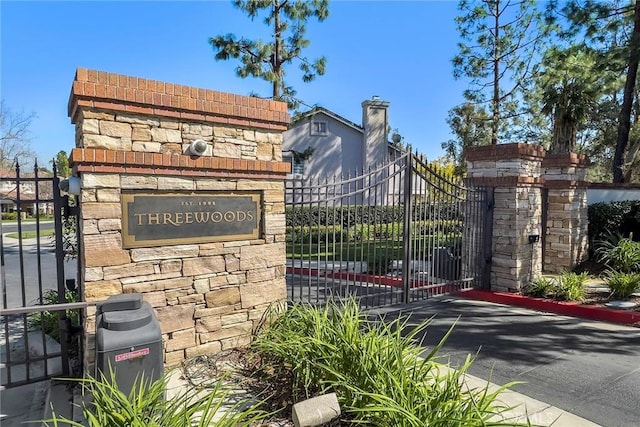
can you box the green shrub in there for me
[412,219,463,236]
[252,300,526,426]
[596,236,640,273]
[286,206,404,228]
[1,212,17,220]
[605,271,640,299]
[41,369,268,426]
[28,289,80,341]
[286,225,347,244]
[285,204,462,228]
[349,222,403,241]
[523,277,555,298]
[554,271,588,301]
[523,272,588,301]
[588,201,640,255]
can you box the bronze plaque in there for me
[121,192,261,248]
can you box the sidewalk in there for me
[3,349,602,426]
[35,367,600,426]
[5,370,604,426]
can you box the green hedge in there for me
[285,204,462,228]
[286,225,348,244]
[588,201,640,254]
[287,221,462,244]
[1,212,17,220]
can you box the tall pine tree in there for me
[210,0,329,110]
[453,0,549,144]
[550,0,639,182]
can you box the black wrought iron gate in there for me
[0,162,82,390]
[285,151,492,308]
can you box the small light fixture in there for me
[189,139,208,156]
[60,176,81,195]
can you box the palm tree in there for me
[536,47,604,154]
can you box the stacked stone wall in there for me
[466,146,591,290]
[491,187,543,291]
[68,68,290,371]
[466,144,545,292]
[542,154,590,273]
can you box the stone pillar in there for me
[67,68,290,372]
[466,144,545,292]
[542,153,590,273]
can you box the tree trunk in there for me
[550,109,576,154]
[272,0,281,100]
[491,0,500,145]
[612,1,640,183]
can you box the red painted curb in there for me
[286,267,461,294]
[455,289,640,326]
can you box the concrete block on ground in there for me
[292,392,341,427]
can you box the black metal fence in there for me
[0,162,82,389]
[285,151,492,308]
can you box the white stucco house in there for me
[1,168,54,216]
[282,97,396,180]
[282,97,416,206]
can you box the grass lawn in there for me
[287,235,461,259]
[5,229,55,239]
[288,240,404,262]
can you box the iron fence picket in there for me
[0,161,80,389]
[284,151,490,309]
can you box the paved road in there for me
[0,221,54,235]
[1,237,77,309]
[374,297,640,427]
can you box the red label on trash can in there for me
[115,348,149,362]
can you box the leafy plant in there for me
[596,235,640,273]
[554,271,588,301]
[588,201,640,255]
[523,277,556,298]
[285,204,461,228]
[605,271,640,299]
[252,300,527,426]
[41,369,269,426]
[28,289,79,341]
[523,272,588,301]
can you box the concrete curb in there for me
[457,371,601,427]
[456,289,640,326]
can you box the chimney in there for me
[362,96,390,168]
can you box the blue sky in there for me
[1,0,468,166]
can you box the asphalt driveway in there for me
[373,297,640,427]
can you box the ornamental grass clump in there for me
[595,235,640,299]
[554,271,588,301]
[41,369,268,427]
[596,235,640,273]
[605,271,640,299]
[523,272,587,301]
[252,300,526,426]
[523,277,556,298]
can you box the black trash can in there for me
[95,293,163,395]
